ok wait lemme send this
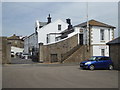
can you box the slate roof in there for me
[61,28,74,34]
[74,19,116,28]
[107,36,120,45]
[39,22,47,27]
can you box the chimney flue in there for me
[47,14,51,24]
[66,18,72,29]
[66,18,71,25]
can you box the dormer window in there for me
[58,24,61,30]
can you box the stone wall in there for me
[39,34,92,63]
[39,34,79,63]
[63,45,91,63]
[0,37,11,64]
[109,44,120,69]
[0,37,2,64]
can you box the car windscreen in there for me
[89,57,97,61]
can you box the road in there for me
[2,63,118,88]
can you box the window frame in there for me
[101,49,105,56]
[58,24,61,31]
[100,29,105,41]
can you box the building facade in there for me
[7,34,24,48]
[24,33,38,55]
[56,19,115,56]
[37,19,68,45]
[39,19,115,63]
[7,34,24,57]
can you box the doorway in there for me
[79,34,83,45]
[51,54,58,63]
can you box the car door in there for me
[102,57,111,68]
[95,57,104,68]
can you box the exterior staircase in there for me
[61,45,90,63]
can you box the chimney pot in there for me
[47,14,51,24]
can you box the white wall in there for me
[37,19,68,45]
[24,37,29,53]
[91,26,114,56]
[11,46,24,54]
[24,33,38,54]
[92,45,109,56]
[91,26,114,45]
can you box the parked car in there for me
[21,53,31,59]
[80,56,114,70]
[11,51,15,57]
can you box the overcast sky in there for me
[2,2,118,37]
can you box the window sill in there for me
[100,40,105,43]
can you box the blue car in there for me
[80,56,114,70]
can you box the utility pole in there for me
[86,2,89,45]
[86,2,89,51]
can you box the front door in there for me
[79,34,83,45]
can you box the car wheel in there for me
[108,65,113,70]
[89,65,95,70]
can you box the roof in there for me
[39,22,47,27]
[61,28,74,34]
[107,36,120,45]
[7,34,21,40]
[74,19,116,28]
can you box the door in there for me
[95,57,104,68]
[79,34,83,45]
[51,54,58,63]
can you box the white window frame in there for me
[100,29,105,41]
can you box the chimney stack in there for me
[47,14,51,24]
[66,18,72,29]
[66,18,71,25]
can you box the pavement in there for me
[11,57,37,64]
[2,63,118,88]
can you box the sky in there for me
[2,2,118,38]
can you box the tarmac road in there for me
[2,64,118,88]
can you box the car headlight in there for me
[85,62,91,65]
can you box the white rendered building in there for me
[56,19,115,56]
[37,15,68,45]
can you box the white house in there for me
[55,19,115,56]
[24,14,69,54]
[37,16,68,45]
[24,33,38,54]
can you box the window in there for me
[47,37,48,43]
[108,29,110,40]
[103,57,111,60]
[101,49,105,56]
[46,35,49,43]
[58,24,61,30]
[100,29,105,41]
